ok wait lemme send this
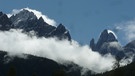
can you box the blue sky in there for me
[0,0,135,45]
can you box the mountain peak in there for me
[90,29,118,51]
[11,9,37,20]
[50,23,71,41]
[90,29,125,57]
[99,29,118,42]
[10,9,37,28]
[107,29,117,39]
[39,17,44,22]
[57,24,66,30]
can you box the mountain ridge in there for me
[0,9,71,41]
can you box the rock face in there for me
[90,38,95,50]
[0,9,71,41]
[0,12,12,30]
[95,29,118,50]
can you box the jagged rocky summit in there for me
[90,29,135,60]
[0,9,71,41]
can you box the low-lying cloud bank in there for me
[0,29,116,73]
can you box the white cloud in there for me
[7,8,57,26]
[0,29,116,73]
[7,9,21,17]
[120,56,133,67]
[108,42,123,50]
[115,20,135,42]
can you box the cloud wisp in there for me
[0,29,115,73]
[7,8,57,26]
[114,19,135,42]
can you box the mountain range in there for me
[0,8,135,76]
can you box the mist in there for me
[0,29,116,73]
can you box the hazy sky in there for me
[0,0,135,45]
